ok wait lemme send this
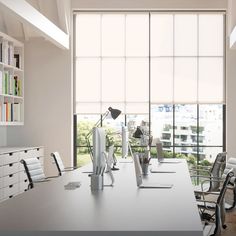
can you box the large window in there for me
[74,11,225,166]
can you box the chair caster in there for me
[223,224,227,229]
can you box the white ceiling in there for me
[0,0,68,42]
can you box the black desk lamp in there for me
[86,107,121,161]
[133,126,143,139]
[133,126,153,145]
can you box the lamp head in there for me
[133,126,143,138]
[108,107,121,120]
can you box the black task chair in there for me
[196,171,234,236]
[222,157,236,210]
[51,152,77,176]
[20,157,58,189]
[191,152,226,192]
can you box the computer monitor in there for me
[93,127,106,173]
[122,126,129,158]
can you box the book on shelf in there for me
[0,70,2,94]
[2,40,8,65]
[14,54,20,69]
[8,42,14,66]
[13,103,21,122]
[1,103,5,122]
[0,103,2,121]
[1,102,20,122]
[14,75,21,96]
[4,71,9,94]
[0,41,2,62]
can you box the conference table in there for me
[0,158,203,236]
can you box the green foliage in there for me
[186,154,197,165]
[77,121,123,154]
[199,159,211,166]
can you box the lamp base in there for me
[111,164,119,171]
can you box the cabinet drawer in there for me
[0,188,3,200]
[38,156,44,167]
[3,152,20,165]
[0,155,4,166]
[3,184,18,199]
[19,180,29,192]
[0,166,3,178]
[3,173,18,188]
[19,170,28,182]
[19,149,38,159]
[3,162,19,176]
[0,177,3,189]
[19,150,34,159]
[35,147,44,157]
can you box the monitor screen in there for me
[93,127,106,173]
[122,126,129,158]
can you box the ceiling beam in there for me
[0,0,69,50]
[230,25,236,49]
[56,0,69,34]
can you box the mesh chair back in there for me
[222,158,236,184]
[209,152,226,191]
[20,157,45,189]
[51,152,65,176]
[217,171,234,205]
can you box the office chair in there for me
[51,152,77,176]
[20,157,57,189]
[196,171,234,236]
[191,152,226,192]
[222,157,236,210]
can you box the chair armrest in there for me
[197,199,217,205]
[46,176,59,179]
[190,169,211,176]
[191,175,222,180]
[64,167,78,170]
[195,190,220,196]
[197,199,217,210]
[190,165,211,170]
[34,179,50,183]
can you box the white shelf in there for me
[0,122,24,126]
[0,94,23,99]
[0,62,23,71]
[0,31,24,126]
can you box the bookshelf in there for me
[0,31,24,126]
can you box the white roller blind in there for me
[75,12,225,114]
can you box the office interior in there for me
[0,0,236,235]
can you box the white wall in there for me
[7,39,73,175]
[227,1,236,158]
[228,0,236,35]
[0,127,7,146]
[226,48,236,157]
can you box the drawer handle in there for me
[24,150,28,153]
[9,174,13,178]
[24,179,28,182]
[9,195,13,198]
[9,153,13,156]
[37,148,39,151]
[9,185,13,188]
[9,163,13,167]
[24,189,27,192]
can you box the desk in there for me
[0,159,203,236]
